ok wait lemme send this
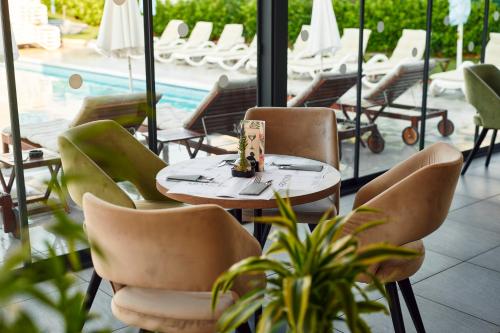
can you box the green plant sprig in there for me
[212,192,419,333]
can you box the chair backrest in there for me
[159,19,184,44]
[364,60,435,106]
[485,32,500,67]
[463,64,500,128]
[390,29,426,63]
[184,76,257,135]
[186,21,213,47]
[245,107,340,210]
[288,71,358,107]
[70,92,161,131]
[216,24,244,50]
[291,25,311,58]
[335,28,372,62]
[58,120,169,208]
[83,193,262,295]
[348,142,462,250]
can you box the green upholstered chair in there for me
[58,119,183,317]
[58,119,181,210]
[462,64,500,175]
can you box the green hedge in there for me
[44,0,499,57]
[41,0,104,26]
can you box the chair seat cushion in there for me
[112,286,236,333]
[358,240,425,284]
[134,199,185,210]
[262,197,337,225]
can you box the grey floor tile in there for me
[336,293,500,333]
[7,283,125,333]
[449,193,481,211]
[455,175,500,199]
[411,250,461,283]
[448,197,500,234]
[468,160,500,180]
[339,193,356,215]
[413,262,500,326]
[76,267,115,296]
[424,219,500,260]
[468,246,500,273]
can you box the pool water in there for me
[14,61,208,123]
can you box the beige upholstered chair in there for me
[346,142,463,332]
[245,107,340,241]
[83,193,262,333]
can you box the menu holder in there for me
[241,120,265,171]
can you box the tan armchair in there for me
[83,193,262,333]
[244,107,340,242]
[346,142,462,332]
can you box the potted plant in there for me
[212,193,418,333]
[232,126,256,178]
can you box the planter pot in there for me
[231,167,255,178]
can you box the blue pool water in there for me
[15,61,208,114]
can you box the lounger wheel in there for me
[367,133,385,153]
[438,119,454,137]
[402,126,419,145]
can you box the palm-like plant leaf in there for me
[212,192,420,333]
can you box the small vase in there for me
[231,166,256,178]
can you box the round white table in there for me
[156,154,341,246]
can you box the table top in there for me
[0,149,60,168]
[156,154,341,209]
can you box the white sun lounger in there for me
[430,32,500,96]
[245,25,312,73]
[154,21,213,63]
[10,0,61,50]
[288,28,372,78]
[364,29,426,77]
[171,24,245,67]
[205,35,257,71]
[154,20,185,49]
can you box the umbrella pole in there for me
[457,24,463,66]
[128,56,133,91]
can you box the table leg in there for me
[229,209,243,222]
[253,209,271,248]
[44,164,69,212]
[185,136,204,159]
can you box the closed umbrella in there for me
[308,0,341,71]
[96,0,144,90]
[0,15,19,62]
[448,0,471,66]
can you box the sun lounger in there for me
[154,20,185,49]
[10,0,61,50]
[363,29,426,79]
[205,35,257,71]
[245,25,312,73]
[171,24,245,67]
[154,21,213,63]
[337,61,455,146]
[288,28,372,78]
[430,32,500,96]
[144,77,257,156]
[288,71,385,154]
[2,93,160,153]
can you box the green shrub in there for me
[44,0,499,57]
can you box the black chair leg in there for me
[474,125,479,142]
[236,321,252,333]
[82,270,102,313]
[462,128,488,175]
[385,282,406,333]
[398,279,426,333]
[485,129,497,167]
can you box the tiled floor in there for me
[1,154,500,332]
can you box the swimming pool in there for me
[13,61,208,123]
